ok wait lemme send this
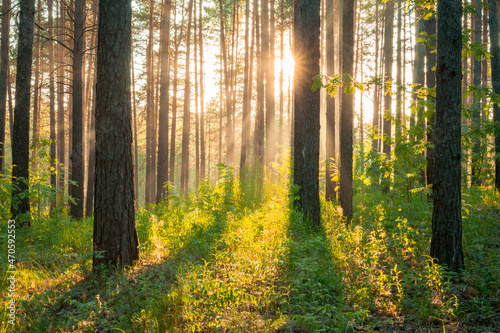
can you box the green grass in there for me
[1,165,499,332]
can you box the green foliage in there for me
[1,157,499,332]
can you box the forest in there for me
[0,0,499,331]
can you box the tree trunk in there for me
[199,0,206,180]
[32,2,41,171]
[180,0,194,198]
[412,9,425,141]
[145,0,155,203]
[340,0,354,219]
[254,0,265,169]
[48,0,57,205]
[11,0,35,224]
[425,13,436,187]
[471,0,482,186]
[325,0,337,201]
[0,0,11,173]
[430,0,464,273]
[382,0,394,193]
[219,0,234,165]
[395,0,402,142]
[93,0,139,271]
[57,0,66,204]
[157,0,171,203]
[293,0,321,226]
[70,0,85,219]
[278,0,284,149]
[240,0,251,170]
[489,0,500,190]
[372,0,380,154]
[266,0,276,164]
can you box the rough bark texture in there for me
[430,0,464,273]
[70,0,85,219]
[425,14,436,187]
[0,0,11,173]
[325,0,337,201]
[157,0,171,203]
[471,0,482,186]
[293,0,321,226]
[93,0,139,270]
[57,1,66,204]
[11,0,35,223]
[490,0,500,190]
[340,0,354,219]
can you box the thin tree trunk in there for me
[0,0,11,173]
[425,12,436,187]
[157,0,171,203]
[278,0,284,149]
[266,0,276,164]
[471,0,482,186]
[396,0,402,142]
[180,0,194,198]
[219,0,234,165]
[372,0,380,153]
[199,0,206,180]
[70,0,85,219]
[240,0,251,170]
[254,0,265,168]
[32,2,41,171]
[490,0,500,190]
[145,0,155,203]
[325,0,336,201]
[57,0,66,204]
[48,0,56,206]
[194,0,200,188]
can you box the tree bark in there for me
[157,0,171,203]
[293,0,321,226]
[0,0,11,173]
[339,0,354,219]
[180,0,194,198]
[32,2,41,171]
[11,0,35,224]
[57,0,66,204]
[471,0,482,186]
[425,12,436,187]
[240,0,251,170]
[199,0,206,180]
[489,0,500,190]
[93,0,139,271]
[325,0,337,201]
[48,0,57,206]
[70,0,85,219]
[266,0,276,164]
[145,0,156,203]
[430,0,464,273]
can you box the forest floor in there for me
[1,166,500,332]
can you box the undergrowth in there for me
[1,163,499,332]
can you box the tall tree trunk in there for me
[32,2,41,171]
[425,12,436,187]
[240,0,251,170]
[382,0,394,193]
[278,0,284,149]
[266,0,276,164]
[293,0,321,226]
[11,0,35,224]
[340,0,354,219]
[48,0,57,205]
[157,0,171,203]
[395,0,402,142]
[0,0,11,173]
[70,0,85,219]
[471,0,482,186]
[93,0,139,271]
[431,0,464,273]
[372,0,380,154]
[199,0,206,180]
[412,9,425,140]
[131,44,139,204]
[254,0,265,169]
[219,0,234,165]
[145,0,156,203]
[489,0,500,190]
[180,0,194,198]
[194,0,200,188]
[325,0,337,201]
[57,0,66,204]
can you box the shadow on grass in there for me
[273,206,350,332]
[12,207,229,332]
